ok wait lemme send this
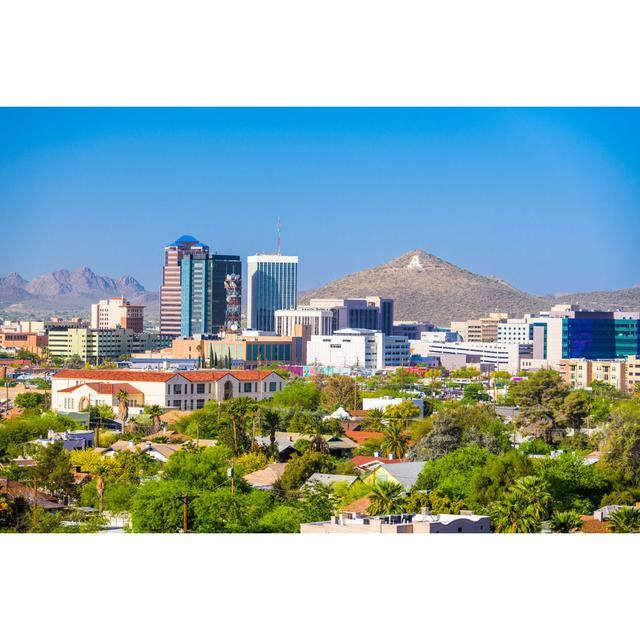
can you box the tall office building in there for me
[247,254,298,332]
[180,252,242,336]
[160,235,241,337]
[160,236,205,336]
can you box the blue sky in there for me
[0,107,638,295]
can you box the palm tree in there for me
[262,409,280,457]
[95,464,107,513]
[511,476,553,521]
[362,408,385,431]
[367,480,406,516]
[381,422,410,459]
[145,405,164,433]
[116,389,129,433]
[490,493,540,533]
[549,510,583,533]
[607,507,640,533]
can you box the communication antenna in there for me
[276,217,281,255]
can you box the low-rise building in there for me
[47,327,172,362]
[142,331,305,368]
[559,355,640,394]
[392,322,435,341]
[306,328,409,370]
[301,511,491,534]
[362,396,424,416]
[51,368,288,413]
[424,340,532,375]
[0,330,48,355]
[451,313,509,343]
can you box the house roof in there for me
[157,410,193,425]
[181,370,279,382]
[344,431,383,445]
[243,463,288,488]
[580,515,611,533]
[351,455,406,468]
[376,461,426,489]
[342,495,372,514]
[305,473,360,487]
[59,382,143,395]
[0,477,63,510]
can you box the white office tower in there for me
[246,254,298,332]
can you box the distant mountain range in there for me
[0,267,159,318]
[299,250,640,325]
[1,252,638,326]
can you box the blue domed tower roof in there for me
[174,235,199,244]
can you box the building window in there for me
[269,382,277,392]
[196,399,205,409]
[243,382,252,393]
[197,383,205,394]
[173,384,182,394]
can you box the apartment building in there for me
[51,368,288,413]
[91,297,145,333]
[559,355,640,394]
[391,321,435,341]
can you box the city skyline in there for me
[1,107,639,294]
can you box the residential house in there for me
[304,473,361,489]
[243,463,288,490]
[363,461,426,490]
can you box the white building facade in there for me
[424,340,533,374]
[275,308,333,337]
[306,328,409,370]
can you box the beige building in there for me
[559,355,640,394]
[91,297,145,333]
[451,313,509,342]
[142,331,305,367]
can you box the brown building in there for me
[0,331,48,355]
[559,356,640,394]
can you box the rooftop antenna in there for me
[276,217,281,255]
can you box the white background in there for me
[1,1,639,638]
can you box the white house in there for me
[51,368,288,414]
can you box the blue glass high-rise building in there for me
[246,254,298,332]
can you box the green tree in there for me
[511,476,553,521]
[116,389,129,431]
[131,480,186,532]
[415,446,489,502]
[318,375,358,411]
[270,380,320,411]
[462,382,490,404]
[600,400,640,484]
[278,451,337,491]
[361,408,386,431]
[258,504,306,532]
[380,422,410,459]
[144,405,164,433]
[450,366,481,379]
[607,507,640,533]
[162,445,232,492]
[509,369,569,441]
[62,354,84,369]
[14,392,45,410]
[549,510,583,533]
[490,492,541,533]
[367,480,406,516]
[559,389,591,431]
[33,441,77,499]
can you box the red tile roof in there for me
[345,431,383,445]
[54,368,281,383]
[351,455,407,467]
[54,369,176,382]
[59,382,143,395]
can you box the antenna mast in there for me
[276,217,281,255]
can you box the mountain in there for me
[546,286,640,311]
[300,250,548,325]
[0,267,158,318]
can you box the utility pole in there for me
[183,495,188,533]
[32,477,38,530]
[354,377,357,412]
